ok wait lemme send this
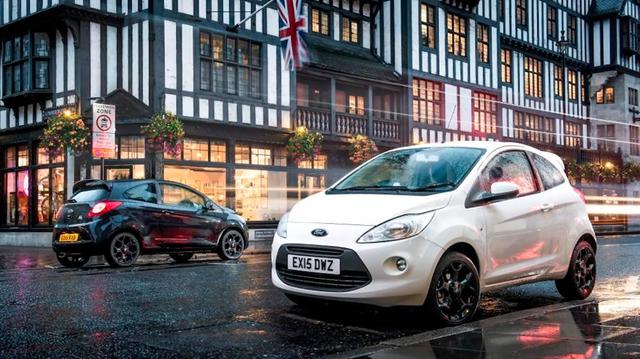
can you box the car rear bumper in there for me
[52,221,106,255]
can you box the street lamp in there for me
[556,31,572,151]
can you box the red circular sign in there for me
[96,115,112,131]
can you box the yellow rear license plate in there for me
[59,233,79,242]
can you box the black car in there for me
[52,179,249,268]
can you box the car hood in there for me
[288,191,452,226]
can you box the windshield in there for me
[331,147,485,193]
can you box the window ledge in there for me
[2,89,52,110]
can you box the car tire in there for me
[105,232,141,268]
[555,240,596,300]
[169,253,194,263]
[423,251,481,326]
[56,253,90,268]
[217,229,245,260]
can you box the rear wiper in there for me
[408,182,457,191]
[67,199,77,203]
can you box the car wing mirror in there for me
[472,182,519,204]
[204,200,217,211]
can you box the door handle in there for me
[541,203,555,212]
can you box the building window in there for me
[524,56,543,98]
[3,32,50,97]
[499,0,504,20]
[342,17,359,44]
[621,17,640,54]
[631,126,640,156]
[412,79,442,126]
[420,4,436,49]
[513,112,555,144]
[595,87,615,104]
[210,140,226,162]
[547,6,557,39]
[597,124,616,152]
[516,0,527,26]
[165,138,227,163]
[564,121,583,148]
[446,13,466,57]
[568,70,577,101]
[477,23,490,64]
[554,65,563,98]
[118,136,145,159]
[235,169,287,221]
[235,144,286,167]
[335,90,366,116]
[567,15,577,45]
[199,32,262,98]
[298,153,328,169]
[581,73,588,103]
[501,48,512,83]
[630,88,638,106]
[472,92,497,135]
[310,8,330,36]
[164,166,227,206]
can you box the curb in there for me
[324,299,596,359]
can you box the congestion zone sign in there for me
[92,103,116,159]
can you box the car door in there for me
[156,182,218,248]
[475,150,549,286]
[120,182,165,244]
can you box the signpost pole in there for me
[101,157,105,180]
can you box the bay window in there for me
[3,32,50,98]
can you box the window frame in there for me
[420,3,437,50]
[446,12,467,58]
[513,111,555,144]
[500,48,512,84]
[341,16,360,44]
[516,0,527,28]
[630,87,639,106]
[412,78,443,126]
[567,14,577,46]
[547,6,557,39]
[630,125,640,156]
[158,182,207,211]
[554,65,563,98]
[234,143,287,167]
[2,31,51,98]
[567,69,578,102]
[524,56,543,99]
[310,7,331,37]
[564,121,583,148]
[164,137,227,163]
[476,23,490,65]
[472,91,498,136]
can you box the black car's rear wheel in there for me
[424,252,480,326]
[105,232,141,267]
[217,229,245,260]
[56,253,89,268]
[169,253,194,263]
[556,240,596,300]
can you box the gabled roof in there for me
[588,0,625,17]
[83,89,153,120]
[304,35,400,82]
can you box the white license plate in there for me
[287,255,341,275]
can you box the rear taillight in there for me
[87,201,122,218]
[573,187,586,204]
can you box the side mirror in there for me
[472,181,519,204]
[204,200,217,211]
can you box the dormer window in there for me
[310,8,330,36]
[341,17,359,44]
[3,32,50,98]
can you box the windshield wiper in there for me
[408,182,457,191]
[333,185,410,192]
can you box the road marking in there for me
[624,276,640,294]
[600,243,640,247]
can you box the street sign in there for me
[92,103,116,159]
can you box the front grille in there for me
[276,245,371,292]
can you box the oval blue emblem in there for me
[311,228,328,237]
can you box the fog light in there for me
[396,258,407,271]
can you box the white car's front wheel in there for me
[556,240,596,300]
[424,252,480,326]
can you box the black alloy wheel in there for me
[425,252,480,325]
[169,253,194,263]
[556,241,596,300]
[56,253,90,268]
[217,229,245,260]
[105,232,141,267]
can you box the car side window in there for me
[531,153,565,190]
[159,184,205,210]
[479,151,537,196]
[123,184,158,204]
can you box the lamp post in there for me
[556,30,572,153]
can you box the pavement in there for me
[0,235,639,358]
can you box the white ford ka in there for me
[272,141,597,325]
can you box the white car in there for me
[272,141,597,325]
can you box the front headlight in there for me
[276,212,289,238]
[357,212,435,243]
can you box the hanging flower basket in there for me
[141,112,185,158]
[348,134,378,165]
[40,111,89,158]
[286,127,323,165]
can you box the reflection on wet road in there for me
[1,235,640,358]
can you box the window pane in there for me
[14,64,21,93]
[4,67,11,95]
[213,61,224,93]
[183,138,208,161]
[22,34,30,58]
[251,147,272,165]
[119,136,145,159]
[238,39,249,65]
[251,43,261,66]
[227,65,237,94]
[160,184,206,209]
[18,145,28,166]
[35,61,49,89]
[51,167,64,222]
[226,37,236,61]
[4,40,12,63]
[17,170,29,225]
[34,33,49,56]
[21,61,29,91]
[212,35,224,60]
[480,151,536,195]
[235,144,250,164]
[238,67,249,97]
[164,166,226,206]
[13,37,20,61]
[200,59,211,91]
[36,168,50,224]
[5,172,16,225]
[235,169,287,221]
[251,69,261,98]
[199,32,211,57]
[210,140,226,162]
[5,147,16,168]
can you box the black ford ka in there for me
[52,179,249,268]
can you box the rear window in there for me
[71,188,109,202]
[531,153,565,190]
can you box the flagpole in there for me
[227,0,277,32]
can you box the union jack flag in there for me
[278,0,308,70]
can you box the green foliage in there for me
[286,127,324,165]
[141,112,185,157]
[40,112,89,157]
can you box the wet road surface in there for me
[1,235,639,358]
